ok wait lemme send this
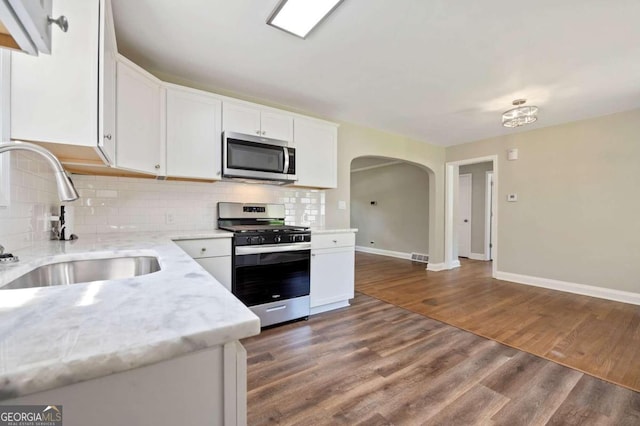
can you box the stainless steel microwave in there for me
[222,131,296,184]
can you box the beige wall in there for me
[459,161,493,255]
[447,108,640,293]
[351,162,429,254]
[325,123,446,264]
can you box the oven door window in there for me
[234,250,310,306]
[227,139,284,173]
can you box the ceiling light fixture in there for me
[267,0,345,39]
[502,99,539,128]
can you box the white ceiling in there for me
[111,0,640,146]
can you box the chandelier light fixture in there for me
[502,99,538,128]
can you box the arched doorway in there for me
[350,156,430,261]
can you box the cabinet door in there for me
[11,0,100,147]
[260,110,293,141]
[310,247,355,308]
[97,0,116,164]
[196,257,232,292]
[116,58,164,175]
[222,102,261,136]
[166,87,222,180]
[294,118,338,188]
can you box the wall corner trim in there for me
[494,271,640,306]
[355,246,412,260]
[425,261,460,272]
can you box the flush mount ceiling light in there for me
[267,0,345,38]
[502,99,539,128]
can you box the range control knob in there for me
[249,236,264,245]
[274,235,282,243]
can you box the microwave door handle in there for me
[283,147,290,173]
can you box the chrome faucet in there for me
[0,141,79,201]
[0,141,80,262]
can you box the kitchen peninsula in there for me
[0,230,258,426]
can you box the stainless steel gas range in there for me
[218,202,311,328]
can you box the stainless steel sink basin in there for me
[2,256,161,290]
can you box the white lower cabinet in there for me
[6,342,248,426]
[195,257,232,291]
[173,237,232,291]
[310,231,356,314]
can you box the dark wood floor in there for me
[355,253,640,392]
[243,293,640,425]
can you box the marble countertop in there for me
[0,230,259,400]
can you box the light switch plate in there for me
[338,201,347,210]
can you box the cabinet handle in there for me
[311,253,316,257]
[155,164,160,169]
[333,240,338,243]
[255,130,261,135]
[104,134,112,140]
[216,171,221,176]
[48,15,69,33]
[261,131,266,135]
[201,247,207,252]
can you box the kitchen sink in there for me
[1,256,161,290]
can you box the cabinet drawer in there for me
[311,233,355,249]
[174,238,231,259]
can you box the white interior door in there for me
[458,173,472,258]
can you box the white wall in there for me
[447,108,640,294]
[351,162,429,255]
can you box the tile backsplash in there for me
[0,152,60,250]
[1,164,326,250]
[67,175,325,236]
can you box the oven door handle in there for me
[236,243,311,255]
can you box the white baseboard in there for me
[355,246,411,260]
[495,271,640,306]
[310,300,350,315]
[468,253,487,261]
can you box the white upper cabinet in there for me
[293,117,338,188]
[222,101,293,142]
[260,110,293,141]
[98,0,116,164]
[166,85,222,180]
[10,0,115,164]
[222,102,260,136]
[116,56,164,176]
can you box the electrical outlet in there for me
[507,194,518,202]
[165,212,175,224]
